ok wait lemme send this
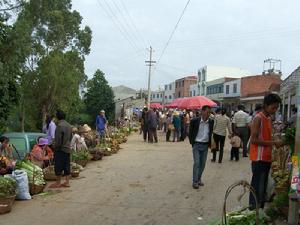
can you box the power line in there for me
[111,0,146,49]
[96,0,141,52]
[118,0,149,47]
[156,0,191,64]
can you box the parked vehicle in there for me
[2,132,46,159]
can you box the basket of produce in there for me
[71,164,81,178]
[15,160,46,195]
[89,148,103,161]
[0,176,16,214]
[72,150,92,167]
[43,165,57,181]
[207,180,268,225]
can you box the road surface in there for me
[1,131,252,225]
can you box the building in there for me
[164,82,175,104]
[189,83,198,97]
[151,90,164,104]
[223,78,241,112]
[197,65,251,96]
[280,66,300,121]
[240,74,282,112]
[175,75,197,98]
[205,77,237,105]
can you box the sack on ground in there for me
[12,170,31,200]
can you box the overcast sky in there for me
[72,0,300,90]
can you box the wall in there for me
[189,83,198,97]
[151,90,164,104]
[164,82,175,104]
[224,79,241,98]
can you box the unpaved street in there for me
[1,132,251,225]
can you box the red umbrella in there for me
[150,103,162,109]
[177,96,217,109]
[166,98,186,108]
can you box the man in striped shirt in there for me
[232,105,250,157]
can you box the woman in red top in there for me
[30,138,53,168]
[249,93,283,209]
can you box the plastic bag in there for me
[12,170,31,200]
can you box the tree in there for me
[84,69,115,125]
[6,0,92,131]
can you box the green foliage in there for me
[0,0,92,131]
[284,127,296,153]
[0,176,17,198]
[72,150,92,161]
[84,69,115,126]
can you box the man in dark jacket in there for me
[49,110,72,188]
[189,105,214,189]
[147,109,158,143]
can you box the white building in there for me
[198,65,251,96]
[224,79,241,98]
[151,90,164,104]
[189,83,198,97]
[164,82,175,104]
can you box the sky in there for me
[72,0,300,90]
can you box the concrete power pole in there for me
[145,46,156,109]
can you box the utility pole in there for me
[145,46,156,109]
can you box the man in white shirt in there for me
[189,106,214,189]
[232,105,249,157]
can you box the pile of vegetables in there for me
[72,150,92,161]
[207,209,268,225]
[284,127,296,154]
[15,160,45,185]
[0,176,17,198]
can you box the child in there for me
[230,132,241,161]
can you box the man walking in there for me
[189,105,214,189]
[96,110,107,140]
[232,105,250,157]
[49,110,72,188]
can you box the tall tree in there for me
[7,0,92,131]
[84,69,115,125]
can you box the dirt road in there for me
[1,131,252,225]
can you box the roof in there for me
[175,75,197,81]
[241,74,282,97]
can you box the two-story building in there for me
[151,90,164,104]
[175,76,197,98]
[164,82,175,104]
[223,79,241,112]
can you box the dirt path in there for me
[1,131,252,225]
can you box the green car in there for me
[2,132,46,159]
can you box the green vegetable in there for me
[284,127,296,153]
[15,160,45,185]
[72,150,91,161]
[0,176,17,198]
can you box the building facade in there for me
[151,90,164,104]
[164,82,175,104]
[175,76,197,98]
[240,74,282,112]
[197,65,251,96]
[223,79,241,112]
[189,83,198,97]
[280,66,300,121]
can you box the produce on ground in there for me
[0,176,17,198]
[15,160,45,185]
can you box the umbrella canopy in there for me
[177,96,217,109]
[165,98,186,109]
[150,103,162,109]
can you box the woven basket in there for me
[71,171,80,178]
[29,184,45,195]
[75,159,88,167]
[43,166,57,181]
[0,195,16,214]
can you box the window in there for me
[233,83,237,93]
[156,94,159,98]
[218,86,222,93]
[190,91,192,96]
[169,84,172,90]
[226,85,230,94]
[193,90,196,96]
[165,96,167,99]
[178,91,181,98]
[169,95,172,99]
[182,80,184,86]
[176,82,178,88]
[160,93,163,98]
[165,85,168,91]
